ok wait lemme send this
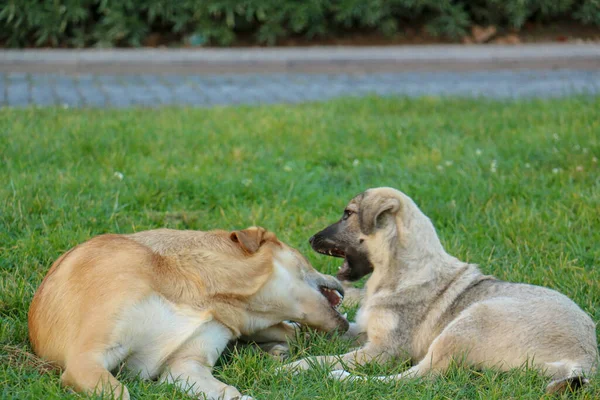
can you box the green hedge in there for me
[1,0,599,47]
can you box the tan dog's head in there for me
[229,227,349,333]
[310,187,445,281]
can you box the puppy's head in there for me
[309,193,373,282]
[310,187,442,281]
[234,227,348,333]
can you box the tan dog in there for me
[283,187,598,393]
[29,227,348,399]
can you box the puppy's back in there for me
[447,279,597,375]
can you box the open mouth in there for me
[315,247,352,280]
[315,247,345,258]
[319,286,343,309]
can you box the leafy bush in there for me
[1,0,599,47]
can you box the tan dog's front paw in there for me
[267,343,290,361]
[211,385,253,400]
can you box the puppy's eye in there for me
[342,210,354,220]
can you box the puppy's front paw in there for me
[276,359,311,375]
[329,369,351,381]
[329,370,363,382]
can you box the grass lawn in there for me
[1,96,599,399]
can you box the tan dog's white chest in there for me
[105,294,232,379]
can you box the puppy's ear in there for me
[230,226,271,254]
[359,195,401,235]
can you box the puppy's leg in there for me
[341,286,364,307]
[341,322,368,345]
[281,342,393,373]
[161,357,252,400]
[330,328,460,383]
[61,353,128,400]
[281,307,400,373]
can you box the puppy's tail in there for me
[545,361,594,394]
[546,376,589,394]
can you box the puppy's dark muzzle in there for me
[309,234,345,258]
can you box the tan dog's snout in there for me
[276,251,349,334]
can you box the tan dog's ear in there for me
[230,227,268,254]
[359,195,401,235]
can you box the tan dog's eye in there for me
[342,210,354,220]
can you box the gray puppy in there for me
[282,187,598,393]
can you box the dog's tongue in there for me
[336,259,351,281]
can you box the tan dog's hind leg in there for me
[61,354,128,400]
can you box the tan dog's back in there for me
[28,234,156,365]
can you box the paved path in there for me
[1,70,599,108]
[1,45,599,107]
[2,45,600,74]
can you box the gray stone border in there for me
[1,44,599,74]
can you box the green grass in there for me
[1,96,599,399]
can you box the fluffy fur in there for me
[283,187,598,394]
[29,227,348,399]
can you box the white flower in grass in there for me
[524,163,531,169]
[576,166,584,172]
[113,171,124,181]
[242,178,252,187]
[283,164,293,172]
[552,133,559,141]
[593,157,598,164]
[445,160,453,167]
[475,149,482,156]
[436,165,444,171]
[552,168,561,174]
[490,160,497,173]
[352,159,360,167]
